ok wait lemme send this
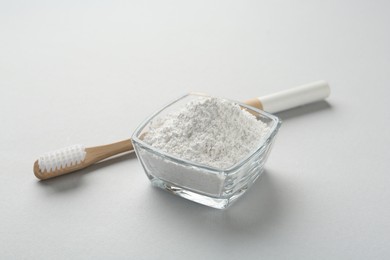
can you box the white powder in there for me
[143,97,270,169]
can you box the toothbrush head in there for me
[34,144,86,180]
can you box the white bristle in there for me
[38,144,87,173]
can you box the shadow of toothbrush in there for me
[276,100,333,121]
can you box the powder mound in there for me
[143,97,270,169]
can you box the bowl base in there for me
[150,178,248,209]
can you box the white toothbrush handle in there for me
[253,80,330,113]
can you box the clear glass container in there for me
[131,93,282,209]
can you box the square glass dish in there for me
[131,93,281,209]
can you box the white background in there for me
[1,0,389,259]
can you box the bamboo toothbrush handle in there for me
[84,139,133,165]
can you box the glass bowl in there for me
[131,93,281,209]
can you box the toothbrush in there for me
[244,80,330,113]
[33,80,330,180]
[33,140,132,180]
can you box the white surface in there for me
[259,80,330,113]
[1,0,390,259]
